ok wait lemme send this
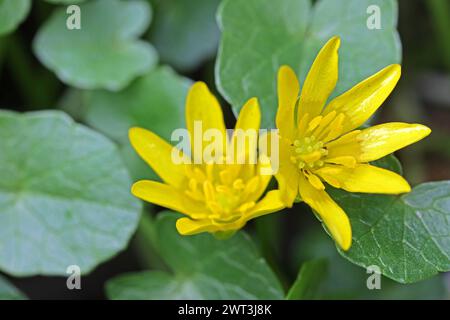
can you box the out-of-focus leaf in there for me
[76,66,191,181]
[149,0,221,72]
[0,276,26,300]
[0,111,141,276]
[286,259,327,300]
[332,181,450,284]
[106,212,284,299]
[0,0,31,36]
[216,0,401,128]
[44,0,86,4]
[34,0,157,91]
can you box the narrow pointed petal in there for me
[297,36,340,121]
[276,139,300,206]
[129,127,188,187]
[323,64,401,133]
[276,65,300,138]
[298,174,352,250]
[358,123,431,162]
[132,180,207,218]
[315,164,411,194]
[231,98,261,163]
[245,190,285,220]
[186,82,226,160]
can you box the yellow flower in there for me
[129,82,284,237]
[275,36,431,250]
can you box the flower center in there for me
[184,165,258,222]
[290,136,328,170]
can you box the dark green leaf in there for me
[0,111,141,276]
[332,181,450,283]
[106,212,284,299]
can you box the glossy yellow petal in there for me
[298,174,352,250]
[132,180,208,218]
[358,123,431,162]
[129,127,188,187]
[323,64,401,133]
[176,217,244,235]
[186,82,226,160]
[231,98,260,163]
[245,190,285,220]
[276,65,300,138]
[315,164,411,194]
[276,139,300,206]
[297,36,340,121]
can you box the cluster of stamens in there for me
[184,165,259,222]
[290,136,328,170]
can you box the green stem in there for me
[427,0,450,70]
[6,35,59,108]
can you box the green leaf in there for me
[106,212,284,299]
[291,221,448,299]
[0,0,31,36]
[286,259,327,300]
[44,0,86,4]
[0,110,141,276]
[331,181,450,283]
[0,276,26,300]
[149,0,221,71]
[216,0,401,128]
[33,0,157,91]
[76,66,191,181]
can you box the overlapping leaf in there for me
[106,213,284,299]
[0,0,31,36]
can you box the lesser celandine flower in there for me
[129,82,284,237]
[275,36,431,250]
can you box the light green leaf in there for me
[0,111,141,276]
[33,0,157,91]
[106,212,284,299]
[0,0,31,36]
[331,181,450,283]
[44,0,86,4]
[286,259,327,300]
[0,276,26,300]
[216,0,401,128]
[149,0,221,71]
[74,66,191,181]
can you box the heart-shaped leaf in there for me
[0,0,31,36]
[216,0,401,128]
[0,111,141,276]
[34,0,157,91]
[63,66,191,181]
[106,212,284,299]
[332,181,450,283]
[149,0,221,71]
